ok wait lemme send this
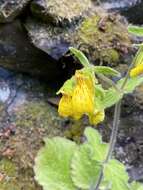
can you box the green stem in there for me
[105,100,121,162]
[93,100,121,190]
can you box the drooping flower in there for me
[130,63,143,77]
[57,69,105,125]
[72,70,95,120]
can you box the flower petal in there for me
[130,64,143,77]
[58,95,73,117]
[72,71,95,117]
[89,111,105,125]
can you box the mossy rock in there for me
[15,101,62,131]
[0,158,40,189]
[0,0,30,23]
[30,0,92,25]
[25,17,72,59]
[0,159,20,190]
[72,10,131,64]
[26,9,131,65]
[0,100,64,190]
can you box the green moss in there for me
[0,100,64,190]
[0,159,20,190]
[15,101,61,130]
[101,49,119,63]
[0,159,17,176]
[74,13,131,64]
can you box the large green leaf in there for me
[69,47,90,67]
[103,159,130,190]
[131,182,143,190]
[84,127,109,162]
[128,25,143,36]
[117,76,143,94]
[71,127,109,189]
[93,66,121,77]
[71,143,101,189]
[34,137,77,190]
[100,76,143,109]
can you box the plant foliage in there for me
[34,47,143,190]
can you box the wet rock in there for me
[30,0,92,25]
[0,0,30,23]
[26,9,131,65]
[0,19,63,81]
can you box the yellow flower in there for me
[130,63,143,77]
[72,71,95,119]
[58,69,105,125]
[58,94,73,117]
[89,111,105,125]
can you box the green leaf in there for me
[133,45,143,66]
[69,47,90,67]
[57,76,75,95]
[71,143,101,189]
[95,85,105,98]
[93,66,121,77]
[100,76,143,109]
[84,127,109,162]
[34,137,77,190]
[101,88,123,109]
[117,76,143,94]
[128,25,143,36]
[131,182,143,190]
[103,159,130,190]
[71,127,109,189]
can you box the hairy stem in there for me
[93,100,121,190]
[105,100,121,162]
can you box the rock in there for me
[101,0,140,11]
[25,17,72,60]
[0,20,63,81]
[0,0,30,23]
[0,72,65,189]
[100,0,143,24]
[72,10,131,64]
[26,9,131,65]
[120,1,143,24]
[133,85,143,110]
[30,0,92,25]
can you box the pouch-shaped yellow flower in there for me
[58,94,73,117]
[89,111,105,125]
[130,63,143,77]
[72,71,95,119]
